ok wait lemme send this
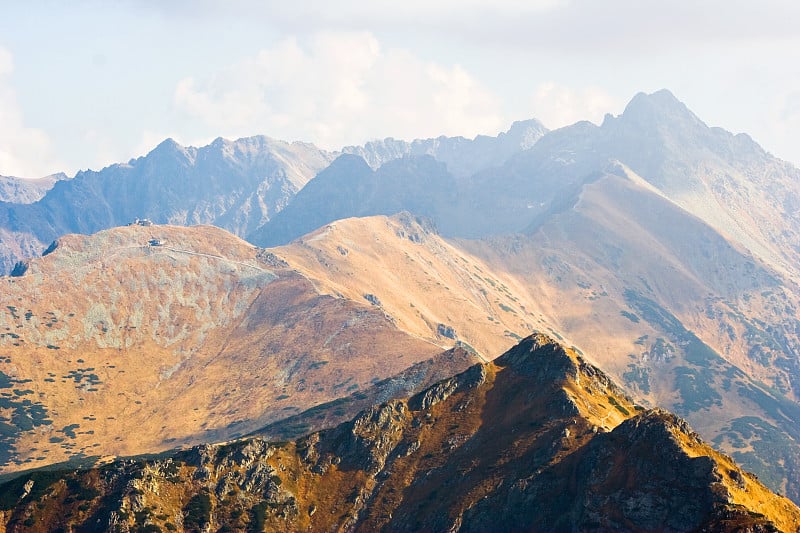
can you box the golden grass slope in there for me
[267,195,800,503]
[0,224,443,473]
[273,212,563,361]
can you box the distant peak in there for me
[146,138,196,165]
[626,89,682,110]
[153,137,182,151]
[633,88,680,104]
[502,119,549,149]
[329,152,373,169]
[147,138,185,158]
[507,118,547,133]
[617,89,703,126]
[312,153,374,182]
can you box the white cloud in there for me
[0,47,63,178]
[147,1,800,54]
[531,83,622,129]
[173,32,504,148]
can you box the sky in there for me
[1,0,799,177]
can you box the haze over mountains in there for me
[0,118,550,275]
[0,174,66,205]
[3,89,800,524]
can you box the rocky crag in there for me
[2,334,797,532]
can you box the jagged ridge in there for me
[1,334,796,532]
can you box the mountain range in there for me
[0,119,549,276]
[2,89,800,522]
[2,334,799,532]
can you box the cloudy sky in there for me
[1,1,799,177]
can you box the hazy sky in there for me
[1,1,799,177]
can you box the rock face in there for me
[2,334,797,533]
[249,153,460,247]
[0,137,334,274]
[0,173,64,204]
[0,121,548,275]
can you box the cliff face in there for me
[2,334,798,532]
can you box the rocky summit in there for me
[1,334,797,532]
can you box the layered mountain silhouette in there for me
[250,154,459,247]
[0,137,333,274]
[2,89,800,511]
[0,218,537,473]
[1,335,798,532]
[4,212,800,506]
[246,91,800,503]
[0,120,547,275]
[270,209,800,504]
[341,117,548,177]
[254,90,800,266]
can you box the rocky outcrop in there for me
[2,334,797,532]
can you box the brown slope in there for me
[252,345,481,442]
[2,334,797,532]
[272,211,556,360]
[0,224,449,473]
[463,168,785,386]
[253,208,800,503]
[456,167,800,503]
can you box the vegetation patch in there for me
[184,492,212,532]
[66,477,100,501]
[249,501,269,532]
[625,289,724,368]
[714,416,800,500]
[622,364,651,395]
[498,303,515,314]
[0,470,64,510]
[61,424,81,439]
[607,396,630,416]
[673,366,722,413]
[620,310,640,323]
[363,293,381,306]
[62,369,103,389]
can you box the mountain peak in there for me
[326,152,373,174]
[145,137,197,166]
[150,137,182,153]
[501,118,549,149]
[7,334,798,532]
[614,89,705,129]
[494,332,579,381]
[611,407,698,445]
